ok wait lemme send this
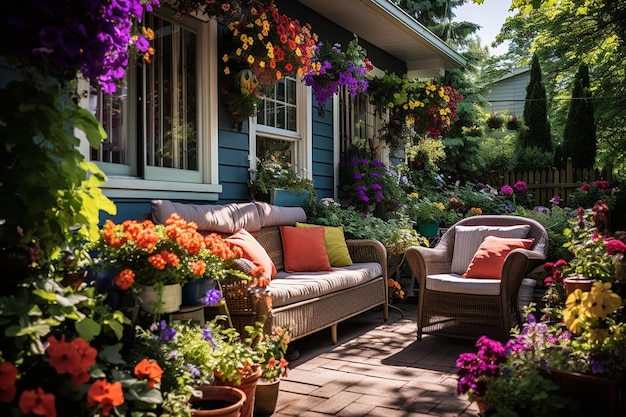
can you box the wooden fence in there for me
[478,160,613,207]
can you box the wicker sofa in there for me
[151,199,388,343]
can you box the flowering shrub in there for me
[0,278,163,417]
[568,180,617,209]
[499,180,533,210]
[0,0,159,93]
[339,153,400,215]
[303,37,373,105]
[223,3,317,85]
[95,214,244,287]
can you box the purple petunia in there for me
[203,288,223,306]
[159,320,177,342]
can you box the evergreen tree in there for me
[562,64,596,170]
[519,54,552,151]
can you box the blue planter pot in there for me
[182,278,216,306]
[270,188,310,207]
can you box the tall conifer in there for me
[562,64,596,169]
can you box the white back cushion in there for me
[450,224,531,274]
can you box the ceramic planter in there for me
[253,378,281,416]
[214,368,262,417]
[270,188,310,207]
[138,283,182,313]
[562,276,594,295]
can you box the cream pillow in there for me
[451,225,531,274]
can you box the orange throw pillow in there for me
[279,226,332,273]
[226,229,277,279]
[463,236,534,279]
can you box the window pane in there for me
[258,77,297,132]
[257,137,292,165]
[90,80,128,164]
[146,16,198,171]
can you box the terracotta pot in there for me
[253,378,281,416]
[562,276,594,295]
[214,368,262,417]
[189,385,246,417]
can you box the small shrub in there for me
[486,113,505,130]
[506,115,521,130]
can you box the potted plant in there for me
[93,213,247,316]
[221,2,317,86]
[249,156,315,206]
[406,195,445,238]
[246,324,291,416]
[302,36,372,107]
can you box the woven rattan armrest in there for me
[346,239,387,278]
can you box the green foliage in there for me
[486,113,505,130]
[562,64,596,170]
[440,135,485,181]
[513,145,554,171]
[476,133,515,176]
[405,136,446,172]
[519,54,552,152]
[249,156,315,196]
[0,79,116,265]
[520,207,574,262]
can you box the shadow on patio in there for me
[271,298,481,417]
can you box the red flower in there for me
[72,338,98,375]
[87,379,124,416]
[114,268,135,290]
[0,361,18,403]
[18,388,56,417]
[134,358,163,388]
[46,335,81,375]
[605,238,626,255]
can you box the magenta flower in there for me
[513,181,527,192]
[500,184,514,196]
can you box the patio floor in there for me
[270,298,481,417]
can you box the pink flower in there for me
[580,183,591,192]
[605,238,626,255]
[549,195,561,206]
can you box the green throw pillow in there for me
[295,222,353,267]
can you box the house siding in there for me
[486,70,530,116]
[104,1,430,221]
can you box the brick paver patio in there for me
[271,299,481,417]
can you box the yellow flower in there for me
[585,281,622,319]
[236,48,242,56]
[242,43,248,51]
[247,55,255,64]
[258,61,266,68]
[224,67,230,75]
[409,192,419,199]
[564,289,586,333]
[222,54,229,62]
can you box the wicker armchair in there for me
[405,215,548,341]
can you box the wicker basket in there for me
[219,274,269,336]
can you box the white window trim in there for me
[249,81,313,181]
[78,10,221,201]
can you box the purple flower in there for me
[353,173,363,180]
[500,184,514,196]
[159,320,177,342]
[401,176,408,184]
[203,288,223,306]
[591,360,604,374]
[504,202,516,212]
[476,182,485,190]
[187,364,201,377]
[371,172,381,178]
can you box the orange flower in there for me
[114,268,135,290]
[189,259,206,276]
[0,361,17,403]
[134,358,163,388]
[87,379,124,416]
[18,387,56,417]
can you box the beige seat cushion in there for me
[267,262,383,308]
[426,273,501,296]
[451,225,531,274]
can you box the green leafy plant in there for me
[249,156,315,196]
[406,195,445,225]
[0,277,165,417]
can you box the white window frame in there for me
[78,9,221,201]
[249,79,313,182]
